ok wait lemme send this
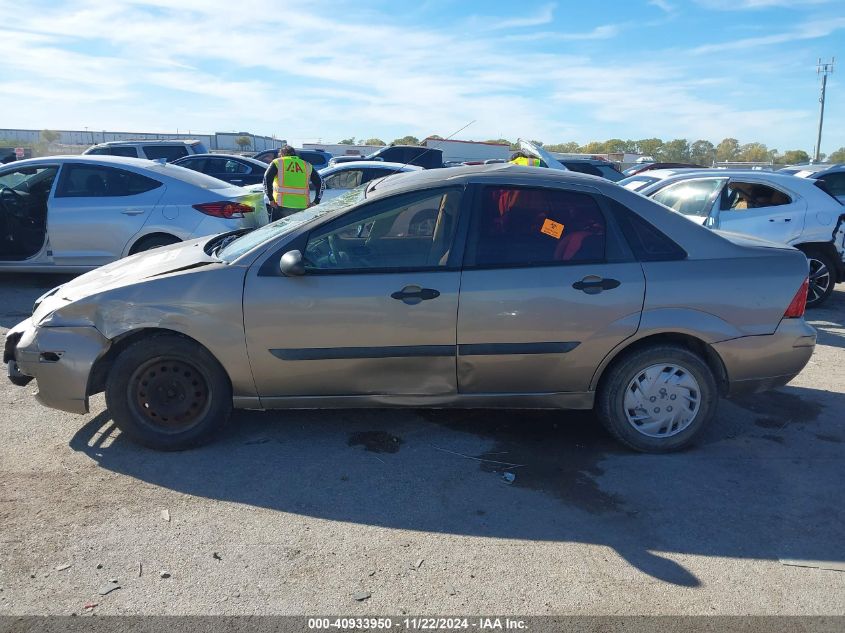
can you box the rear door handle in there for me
[769,218,792,222]
[121,208,145,216]
[572,276,620,294]
[391,285,440,305]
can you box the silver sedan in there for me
[5,165,815,453]
[0,155,266,272]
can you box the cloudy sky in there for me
[1,0,843,153]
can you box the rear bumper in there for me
[5,318,110,414]
[713,318,816,397]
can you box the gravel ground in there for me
[0,275,843,616]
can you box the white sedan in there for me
[0,155,266,272]
[318,161,422,203]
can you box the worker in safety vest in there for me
[509,151,542,167]
[263,145,324,221]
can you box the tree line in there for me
[338,135,845,165]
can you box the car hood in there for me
[32,238,219,323]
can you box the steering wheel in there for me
[327,234,350,267]
[0,186,27,216]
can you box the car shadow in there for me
[69,384,845,589]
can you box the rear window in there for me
[147,163,233,189]
[56,164,162,197]
[619,175,659,191]
[143,145,190,161]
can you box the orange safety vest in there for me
[273,156,311,208]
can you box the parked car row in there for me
[5,164,816,455]
[619,169,845,307]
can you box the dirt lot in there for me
[0,274,843,616]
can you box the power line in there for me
[814,57,834,163]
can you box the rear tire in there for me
[130,234,181,254]
[596,344,718,453]
[803,248,835,309]
[105,334,232,450]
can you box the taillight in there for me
[192,201,254,219]
[783,277,809,318]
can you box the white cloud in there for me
[696,0,833,9]
[649,0,677,14]
[691,16,845,53]
[470,3,557,30]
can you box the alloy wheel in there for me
[807,257,832,306]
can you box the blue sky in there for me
[1,0,843,153]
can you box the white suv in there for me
[621,169,845,308]
[84,140,208,162]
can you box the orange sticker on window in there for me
[540,218,564,239]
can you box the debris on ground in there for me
[161,509,171,522]
[98,584,120,596]
[83,602,97,610]
[96,563,103,570]
[213,552,222,561]
[431,445,524,468]
[160,571,171,579]
[502,472,516,484]
[413,558,424,569]
[55,564,72,571]
[447,586,456,596]
[138,562,142,577]
[353,591,371,601]
[368,570,376,577]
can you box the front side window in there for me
[466,186,606,267]
[304,188,462,271]
[110,146,139,158]
[176,158,205,172]
[721,181,792,210]
[143,145,189,161]
[0,166,58,192]
[55,165,162,197]
[325,169,363,190]
[652,178,724,217]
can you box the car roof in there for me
[174,153,269,167]
[7,154,165,169]
[365,163,608,200]
[321,161,423,172]
[782,163,844,175]
[90,139,202,146]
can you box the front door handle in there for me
[769,218,792,222]
[121,208,145,216]
[572,276,621,294]
[391,285,440,305]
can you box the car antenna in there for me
[367,120,477,194]
[397,119,477,172]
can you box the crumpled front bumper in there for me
[4,318,110,414]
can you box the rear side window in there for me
[143,145,189,161]
[175,158,206,172]
[147,163,231,189]
[466,186,606,267]
[818,172,845,197]
[721,181,792,210]
[253,151,276,164]
[299,151,328,168]
[564,162,603,177]
[325,169,363,190]
[56,164,162,197]
[606,198,687,261]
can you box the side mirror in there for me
[280,250,306,276]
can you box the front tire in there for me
[105,334,232,450]
[596,344,718,453]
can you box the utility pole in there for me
[814,57,834,163]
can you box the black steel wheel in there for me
[106,334,232,450]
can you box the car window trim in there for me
[303,185,468,275]
[54,162,163,198]
[461,183,632,270]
